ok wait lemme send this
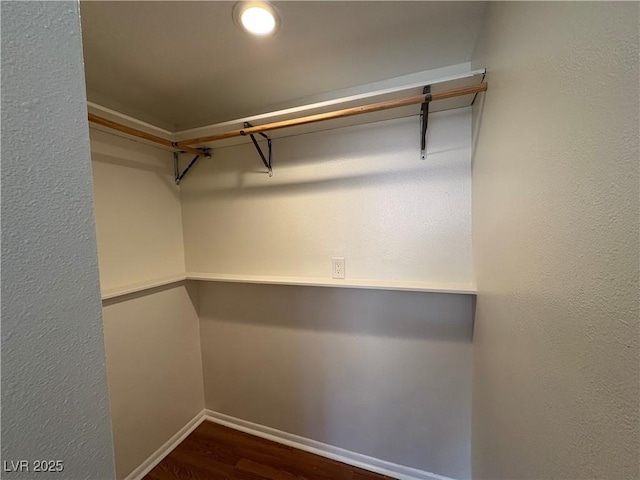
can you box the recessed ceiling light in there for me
[234,2,279,36]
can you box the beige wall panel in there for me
[103,284,204,479]
[471,3,639,478]
[199,281,473,479]
[90,129,185,291]
[181,111,472,285]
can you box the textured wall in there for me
[181,110,472,285]
[471,2,639,478]
[199,282,473,479]
[1,2,116,479]
[102,285,204,479]
[90,129,185,292]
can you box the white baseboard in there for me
[124,411,206,480]
[203,409,458,480]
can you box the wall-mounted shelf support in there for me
[101,272,477,300]
[241,122,273,177]
[420,85,432,159]
[88,81,487,177]
[174,149,211,185]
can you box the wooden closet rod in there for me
[88,113,203,156]
[88,82,487,153]
[177,83,487,147]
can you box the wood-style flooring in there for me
[144,420,394,480]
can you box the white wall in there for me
[1,2,116,478]
[199,282,473,479]
[471,2,639,478]
[102,285,204,479]
[90,132,203,479]
[90,129,185,292]
[181,110,472,285]
[185,110,474,478]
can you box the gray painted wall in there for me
[199,282,473,479]
[1,2,116,478]
[102,284,204,479]
[471,2,639,478]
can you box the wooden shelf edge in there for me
[185,272,476,295]
[174,67,485,137]
[101,274,187,300]
[100,273,477,300]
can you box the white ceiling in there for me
[80,1,486,131]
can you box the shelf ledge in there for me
[101,274,187,300]
[185,272,476,295]
[100,273,477,300]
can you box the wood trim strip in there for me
[88,113,202,156]
[177,83,487,147]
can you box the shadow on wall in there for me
[199,281,474,342]
[198,281,473,478]
[182,156,466,199]
[91,150,172,175]
[180,111,470,197]
[89,131,178,199]
[470,87,486,171]
[100,281,192,307]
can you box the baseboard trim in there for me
[124,411,206,480]
[203,409,458,480]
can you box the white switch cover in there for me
[332,257,345,279]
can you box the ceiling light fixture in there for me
[233,2,279,36]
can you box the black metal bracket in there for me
[420,85,432,159]
[174,148,211,185]
[241,122,273,177]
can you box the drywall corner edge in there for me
[123,411,206,480]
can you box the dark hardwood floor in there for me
[144,420,394,480]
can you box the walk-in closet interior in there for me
[1,2,637,480]
[85,3,485,479]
